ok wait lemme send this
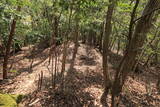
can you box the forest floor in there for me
[0,42,160,107]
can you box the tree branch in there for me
[133,7,160,23]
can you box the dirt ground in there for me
[0,43,160,107]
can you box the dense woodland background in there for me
[0,0,160,107]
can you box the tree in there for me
[111,0,160,106]
[3,6,21,79]
[101,0,116,106]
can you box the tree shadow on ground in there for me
[24,67,103,107]
[22,43,104,107]
[107,50,160,107]
[47,44,103,107]
[0,46,50,92]
[6,43,160,107]
[79,55,97,66]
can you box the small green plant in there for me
[9,70,17,73]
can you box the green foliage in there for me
[0,93,24,107]
[0,0,159,63]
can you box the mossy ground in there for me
[0,93,24,107]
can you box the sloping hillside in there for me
[0,43,159,107]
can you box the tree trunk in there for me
[69,18,79,71]
[3,6,21,79]
[88,30,93,45]
[99,22,104,52]
[93,31,96,47]
[157,74,160,93]
[52,16,59,89]
[60,5,73,90]
[111,0,160,106]
[101,0,116,106]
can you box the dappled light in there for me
[0,0,160,107]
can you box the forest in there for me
[0,0,160,107]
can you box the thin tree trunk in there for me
[101,0,116,106]
[99,22,104,52]
[60,5,73,90]
[157,74,160,93]
[69,18,79,71]
[53,16,58,88]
